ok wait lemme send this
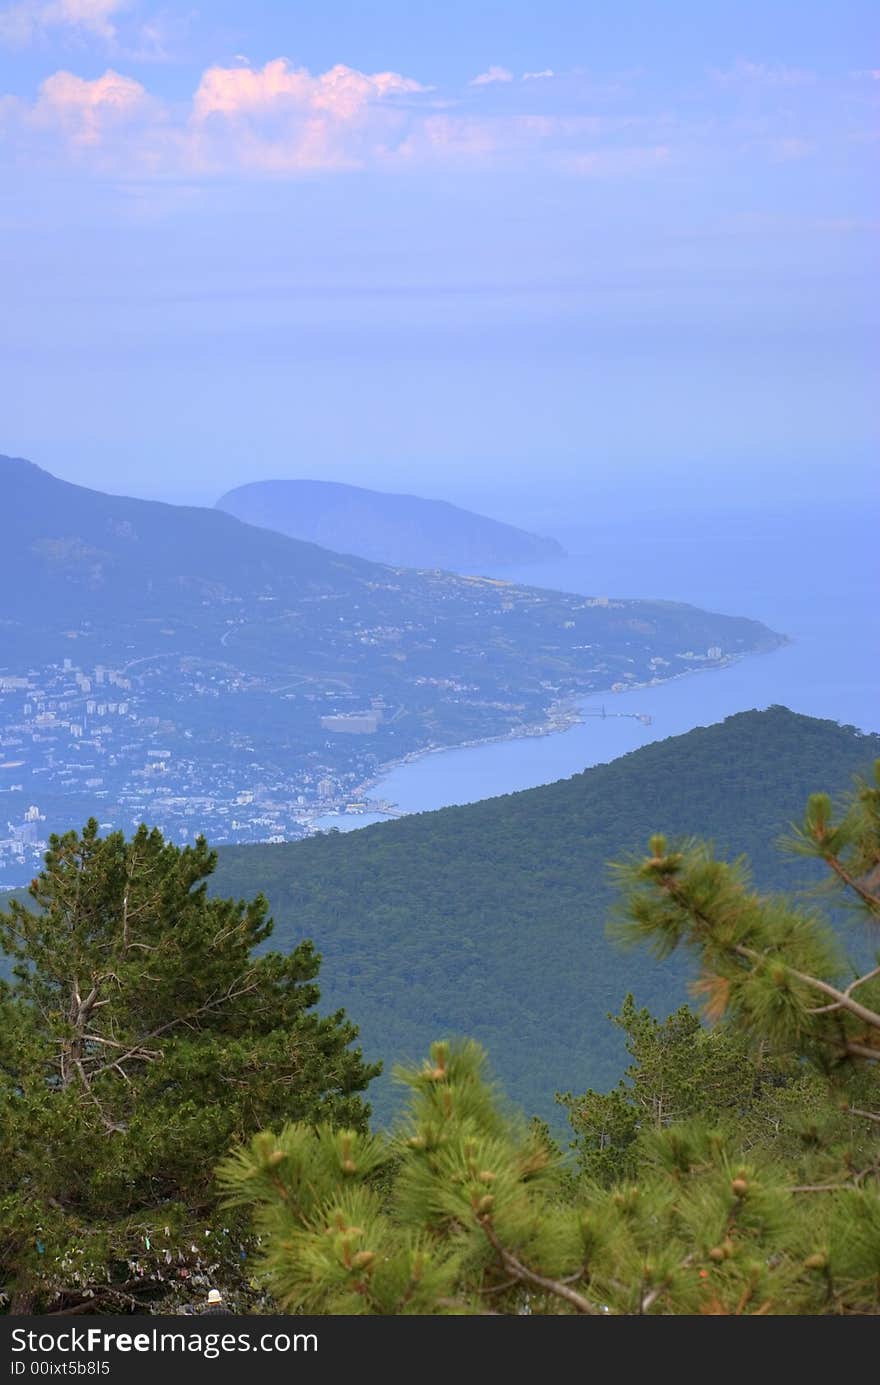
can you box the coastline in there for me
[0,642,792,879]
[338,643,786,822]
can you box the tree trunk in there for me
[9,1282,37,1314]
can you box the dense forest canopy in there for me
[213,708,880,1122]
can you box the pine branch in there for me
[733,945,880,1032]
[822,854,880,916]
[639,1255,694,1313]
[478,1216,603,1315]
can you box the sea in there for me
[314,496,878,829]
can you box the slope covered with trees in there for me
[213,708,880,1122]
[221,765,880,1314]
[3,720,876,1315]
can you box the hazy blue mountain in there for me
[0,455,783,883]
[0,454,381,661]
[216,477,565,570]
[211,708,880,1126]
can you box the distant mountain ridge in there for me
[0,453,784,886]
[0,454,776,674]
[215,477,565,570]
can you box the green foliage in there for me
[558,997,767,1184]
[0,820,379,1315]
[220,767,878,1315]
[783,760,880,925]
[610,768,880,1066]
[560,998,879,1194]
[219,1040,580,1316]
[220,1042,880,1315]
[212,708,880,1122]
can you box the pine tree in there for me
[0,820,380,1314]
[558,996,770,1185]
[610,760,880,1069]
[219,766,879,1314]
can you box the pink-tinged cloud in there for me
[1,58,682,179]
[186,59,430,173]
[192,59,426,123]
[34,67,148,144]
[469,66,513,86]
[0,0,126,45]
[522,69,554,81]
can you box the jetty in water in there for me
[582,704,654,727]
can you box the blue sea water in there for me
[316,498,878,826]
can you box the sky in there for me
[0,1,877,515]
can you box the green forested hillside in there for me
[212,707,880,1125]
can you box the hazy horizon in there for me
[1,1,877,515]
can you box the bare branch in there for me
[790,1183,861,1193]
[85,973,262,1081]
[808,967,880,1016]
[849,1106,880,1125]
[74,1060,123,1134]
[479,1277,519,1297]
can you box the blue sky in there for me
[0,1,876,513]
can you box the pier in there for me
[582,704,654,727]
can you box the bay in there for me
[315,498,878,827]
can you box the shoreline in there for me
[1,643,791,878]
[330,644,785,824]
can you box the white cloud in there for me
[710,59,814,87]
[0,0,127,45]
[469,65,513,87]
[396,112,652,170]
[522,69,554,81]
